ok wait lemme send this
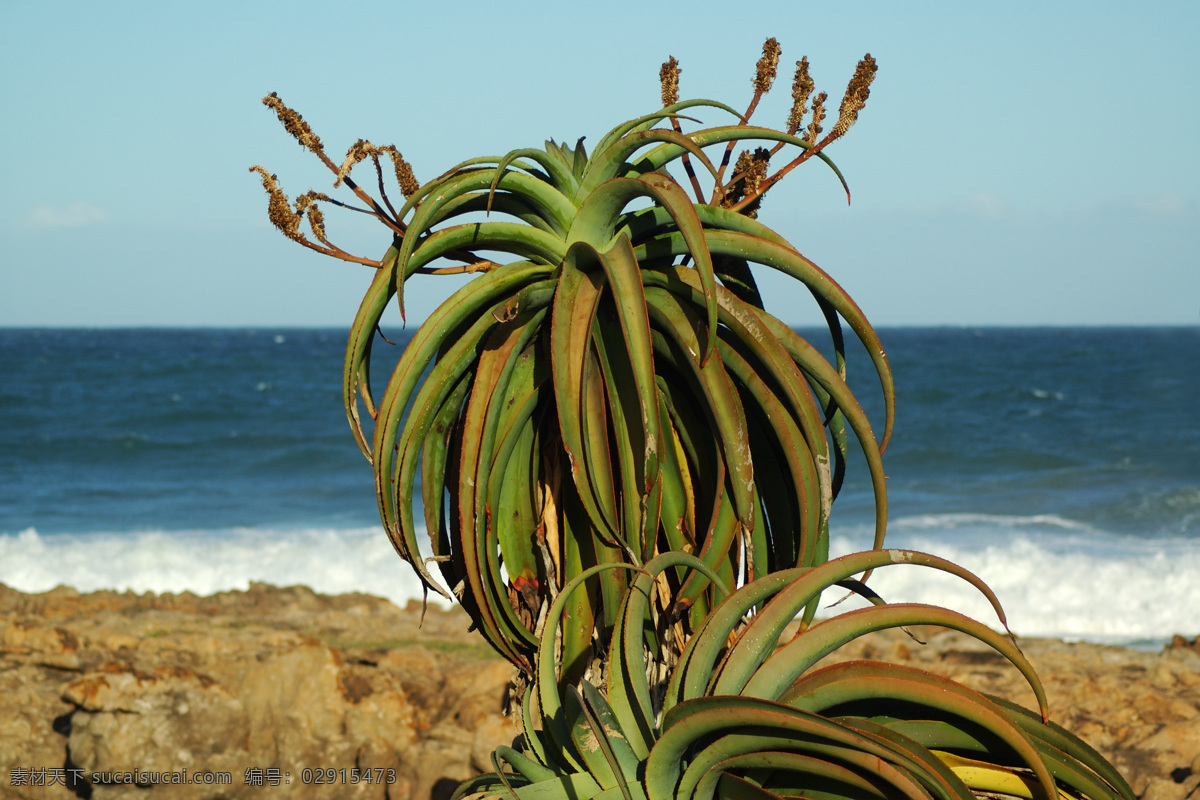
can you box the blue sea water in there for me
[1,327,1198,647]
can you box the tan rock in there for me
[1,620,83,670]
[1137,718,1200,785]
[0,667,81,800]
[0,583,509,799]
[5,582,1197,798]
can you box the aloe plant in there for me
[252,39,891,680]
[455,551,1133,800]
[252,38,1130,800]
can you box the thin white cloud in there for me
[16,202,109,228]
[965,192,1016,218]
[1131,192,1195,216]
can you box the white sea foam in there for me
[829,513,1200,647]
[4,515,1199,648]
[0,526,440,609]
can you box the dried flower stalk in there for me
[804,91,827,145]
[713,37,783,201]
[660,57,680,108]
[661,55,706,202]
[250,166,302,242]
[262,93,325,159]
[296,191,333,247]
[248,166,381,267]
[725,50,877,213]
[258,93,406,239]
[723,148,771,218]
[786,57,814,135]
[337,139,377,187]
[379,145,420,198]
[828,54,877,140]
[753,38,781,95]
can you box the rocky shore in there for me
[2,582,1198,800]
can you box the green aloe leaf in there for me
[423,191,561,234]
[671,549,1012,709]
[592,316,655,565]
[591,99,739,158]
[580,128,721,196]
[581,341,620,546]
[982,696,1134,800]
[650,696,957,800]
[457,310,550,661]
[631,229,894,452]
[344,245,399,460]
[402,167,575,250]
[749,603,1045,711]
[489,146,581,205]
[585,235,666,557]
[644,291,755,530]
[580,680,642,788]
[375,267,553,603]
[489,381,545,618]
[563,684,622,792]
[606,551,731,760]
[783,663,1058,800]
[559,493,600,683]
[421,371,471,585]
[692,750,895,800]
[571,174,719,365]
[641,266,832,560]
[832,716,978,800]
[720,343,820,571]
[406,221,567,271]
[549,244,621,548]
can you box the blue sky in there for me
[2,1,1197,327]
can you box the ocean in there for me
[2,327,1197,649]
